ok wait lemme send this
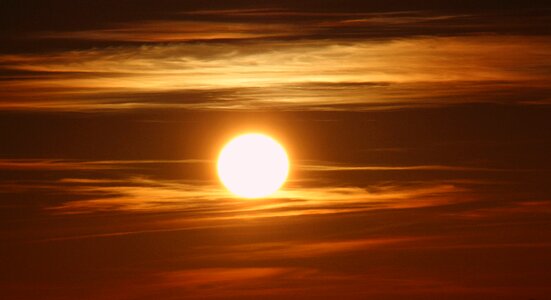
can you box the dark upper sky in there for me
[1,1,551,299]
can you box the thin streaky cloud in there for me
[0,158,525,173]
[299,163,523,172]
[1,36,550,111]
[148,266,495,299]
[45,174,471,219]
[30,10,536,43]
[37,20,298,42]
[451,200,551,219]
[193,237,427,261]
[0,158,208,170]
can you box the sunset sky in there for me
[1,1,551,299]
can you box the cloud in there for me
[299,162,515,172]
[30,9,551,43]
[37,20,298,42]
[193,237,425,262]
[1,36,550,111]
[451,200,551,219]
[45,175,470,220]
[0,158,478,218]
[140,265,494,299]
[0,158,207,171]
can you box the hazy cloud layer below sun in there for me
[2,154,551,299]
[0,157,546,232]
[0,158,473,217]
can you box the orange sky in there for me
[1,1,551,299]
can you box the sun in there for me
[217,133,289,198]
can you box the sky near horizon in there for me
[1,1,551,299]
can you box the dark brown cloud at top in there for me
[1,1,551,300]
[0,0,550,54]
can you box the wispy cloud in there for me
[37,20,297,42]
[46,175,469,219]
[31,9,546,43]
[0,158,485,218]
[1,36,550,111]
[145,265,499,299]
[151,267,320,299]
[194,237,425,261]
[299,162,516,172]
[451,200,551,219]
[28,10,469,44]
[0,158,207,170]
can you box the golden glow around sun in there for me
[217,133,289,198]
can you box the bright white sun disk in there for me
[217,133,289,198]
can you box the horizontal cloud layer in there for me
[1,12,550,111]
